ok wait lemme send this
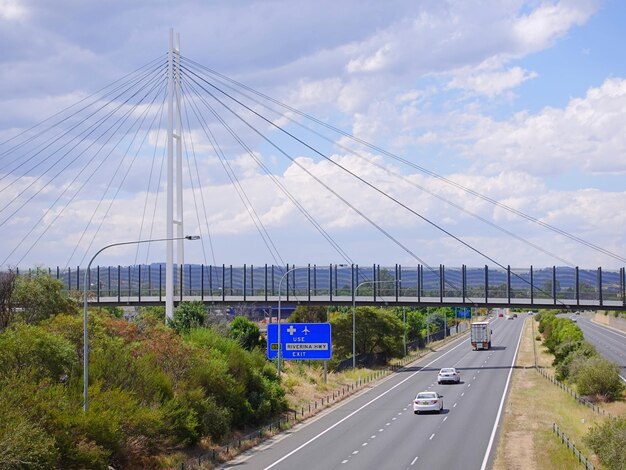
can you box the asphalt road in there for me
[222,316,525,470]
[572,315,626,381]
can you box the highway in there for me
[573,315,626,381]
[222,316,525,470]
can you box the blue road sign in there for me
[456,307,471,318]
[267,323,332,360]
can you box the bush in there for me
[555,341,596,381]
[574,356,625,401]
[584,416,626,470]
[0,323,77,382]
[0,408,58,469]
[229,316,262,351]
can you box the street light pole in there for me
[276,266,304,377]
[83,235,199,413]
[276,264,346,376]
[352,279,402,369]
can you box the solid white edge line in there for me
[479,320,525,470]
[263,338,468,469]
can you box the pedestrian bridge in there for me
[26,263,626,311]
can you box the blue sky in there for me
[0,0,624,270]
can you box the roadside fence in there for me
[182,325,471,468]
[536,367,613,418]
[185,369,390,468]
[552,423,595,470]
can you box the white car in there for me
[437,367,461,384]
[414,391,443,414]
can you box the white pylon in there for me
[166,29,184,322]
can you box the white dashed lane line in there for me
[411,456,419,465]
[429,433,436,440]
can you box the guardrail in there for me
[552,423,595,470]
[184,369,390,469]
[180,325,470,468]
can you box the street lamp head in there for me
[185,235,201,240]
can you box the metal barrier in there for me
[552,423,595,470]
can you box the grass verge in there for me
[492,316,624,470]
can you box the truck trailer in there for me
[470,321,492,350]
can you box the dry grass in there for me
[492,317,620,470]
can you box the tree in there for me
[170,302,207,332]
[12,272,77,324]
[288,305,327,323]
[229,316,262,350]
[0,270,17,331]
[331,307,404,359]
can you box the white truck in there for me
[470,321,492,350]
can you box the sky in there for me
[0,0,625,271]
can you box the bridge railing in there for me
[13,264,626,309]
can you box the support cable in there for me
[186,59,625,264]
[180,88,217,265]
[184,69,568,305]
[3,78,166,267]
[186,63,574,267]
[181,79,285,266]
[183,76,354,265]
[76,82,168,267]
[0,65,166,218]
[134,92,168,266]
[0,62,166,182]
[0,56,165,163]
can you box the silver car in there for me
[413,391,443,414]
[437,367,460,384]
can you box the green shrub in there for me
[575,356,625,401]
[0,323,76,382]
[229,316,262,350]
[584,416,626,470]
[555,341,596,381]
[0,408,58,469]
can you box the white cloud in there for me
[447,66,538,97]
[460,78,626,175]
[0,0,27,20]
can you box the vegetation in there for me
[584,416,626,470]
[330,306,405,360]
[229,315,264,351]
[0,272,287,469]
[536,311,624,401]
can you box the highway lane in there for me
[222,316,525,470]
[573,315,626,381]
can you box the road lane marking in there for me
[263,338,468,469]
[429,433,435,440]
[411,456,418,465]
[362,443,367,446]
[461,392,465,397]
[392,417,397,421]
[480,318,525,470]
[371,435,376,439]
[467,383,471,388]
[453,403,457,408]
[352,451,358,455]
[443,417,448,422]
[386,422,391,426]
[378,429,383,432]
[342,460,348,464]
